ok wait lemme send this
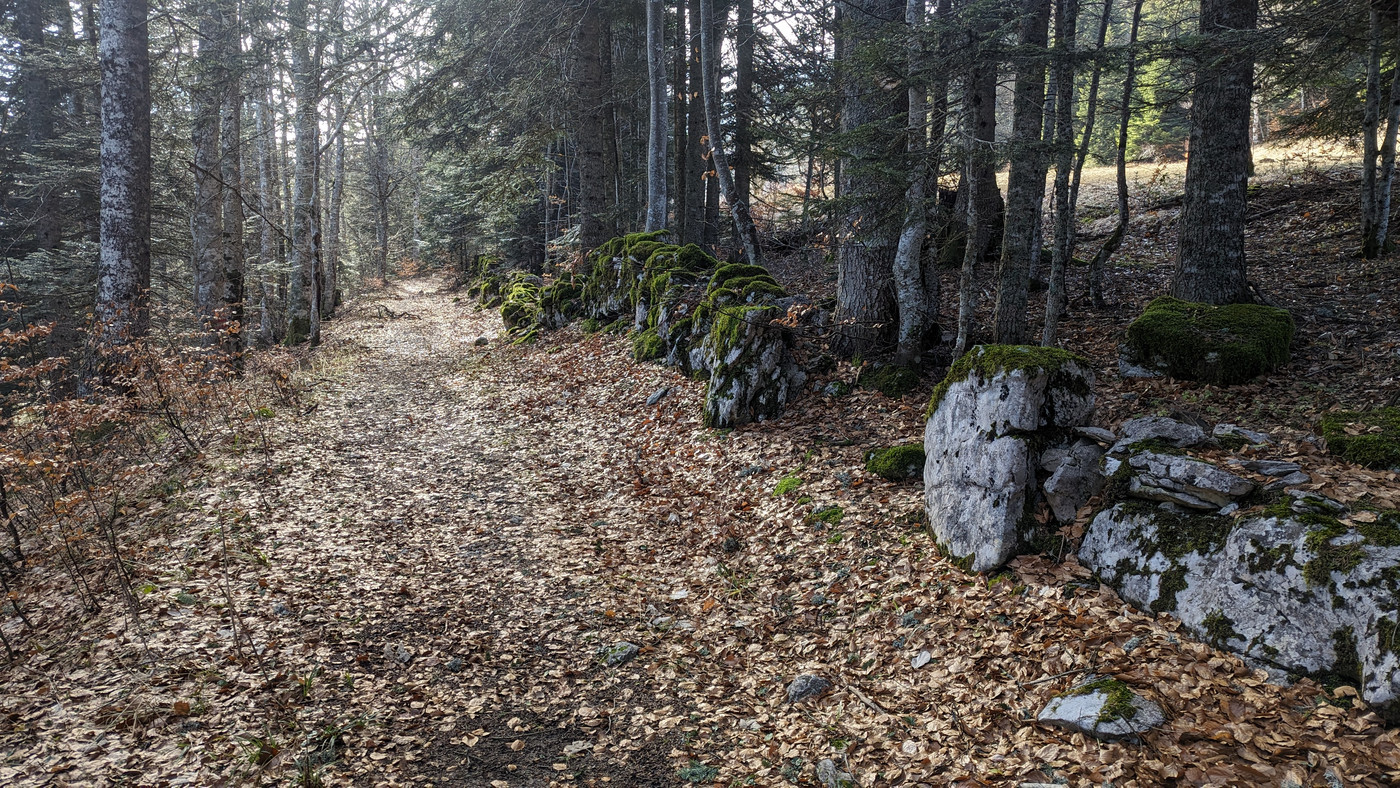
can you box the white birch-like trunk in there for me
[95,0,151,346]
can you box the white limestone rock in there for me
[924,346,1094,571]
[1038,677,1166,740]
[1080,504,1400,716]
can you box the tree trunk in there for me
[95,0,151,346]
[836,0,904,355]
[955,7,998,356]
[993,0,1053,346]
[287,0,321,345]
[645,0,669,231]
[1042,0,1078,346]
[574,1,614,251]
[371,83,393,281]
[1087,0,1144,306]
[1363,7,1385,259]
[673,0,690,241]
[192,10,225,333]
[1377,25,1400,253]
[734,0,755,213]
[323,0,346,318]
[684,0,707,244]
[893,0,933,365]
[1171,0,1257,304]
[255,78,280,346]
[219,0,245,353]
[700,0,761,266]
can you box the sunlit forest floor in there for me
[4,144,1400,786]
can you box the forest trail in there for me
[6,276,1400,787]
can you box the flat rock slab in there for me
[1038,680,1165,740]
[1111,416,1208,454]
[1127,451,1255,507]
[1215,423,1273,445]
[787,674,832,703]
[599,642,639,667]
[1242,459,1302,476]
[816,758,856,788]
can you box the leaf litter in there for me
[0,273,1398,787]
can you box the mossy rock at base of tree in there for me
[864,444,926,481]
[1318,407,1400,469]
[1124,296,1294,385]
[859,365,920,398]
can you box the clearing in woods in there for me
[3,276,1399,786]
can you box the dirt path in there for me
[5,276,1400,787]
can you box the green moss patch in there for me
[1318,408,1400,469]
[927,345,1087,418]
[1070,677,1139,724]
[1124,296,1294,385]
[860,365,921,399]
[864,444,926,481]
[773,475,803,496]
[807,505,845,526]
[633,328,664,362]
[1202,609,1241,649]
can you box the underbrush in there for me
[0,287,297,662]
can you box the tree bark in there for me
[287,0,321,344]
[673,0,690,241]
[993,0,1053,346]
[684,0,707,244]
[1377,24,1400,253]
[1171,0,1257,305]
[1042,0,1078,346]
[955,7,998,356]
[192,9,225,333]
[645,0,669,231]
[95,0,152,346]
[893,0,933,365]
[574,1,615,251]
[1363,7,1384,259]
[734,0,756,213]
[323,0,346,318]
[700,0,762,266]
[219,0,246,352]
[836,0,904,355]
[254,77,280,345]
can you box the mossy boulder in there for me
[702,303,804,428]
[865,444,926,481]
[1123,296,1294,385]
[1319,407,1400,469]
[859,365,920,399]
[499,274,543,330]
